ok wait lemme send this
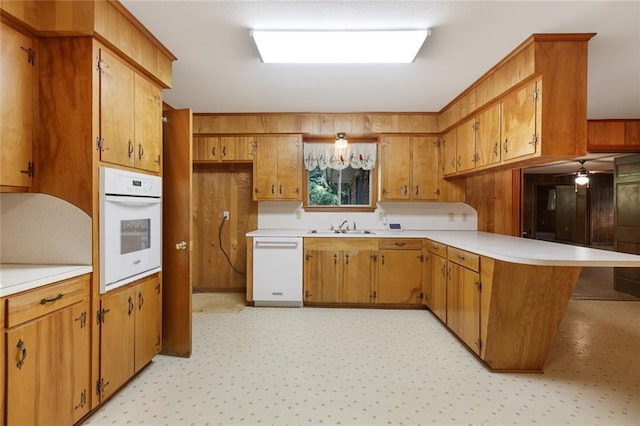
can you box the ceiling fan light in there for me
[575,174,589,185]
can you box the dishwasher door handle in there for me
[255,241,299,249]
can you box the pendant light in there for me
[335,132,348,149]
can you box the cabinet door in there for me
[441,129,457,176]
[502,80,540,161]
[6,306,76,425]
[475,103,502,167]
[100,48,135,167]
[447,263,481,354]
[411,136,440,200]
[456,118,477,172]
[381,136,411,200]
[99,287,135,401]
[378,250,423,304]
[193,136,220,161]
[220,136,256,161]
[0,22,34,188]
[276,135,302,199]
[254,136,278,200]
[134,73,162,172]
[342,250,376,303]
[429,254,448,322]
[134,276,162,372]
[304,250,341,303]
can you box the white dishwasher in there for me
[253,237,303,307]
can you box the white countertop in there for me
[246,229,640,267]
[0,264,93,297]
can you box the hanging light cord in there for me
[218,216,247,280]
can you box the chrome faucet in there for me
[339,220,349,230]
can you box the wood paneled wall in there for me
[523,173,614,245]
[464,170,521,236]
[192,163,257,292]
[193,113,439,135]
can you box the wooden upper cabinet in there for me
[1,0,175,87]
[442,129,457,177]
[193,136,221,161]
[253,135,302,200]
[457,117,477,173]
[475,103,502,168]
[99,47,164,172]
[221,136,257,162]
[99,48,136,168]
[0,22,35,189]
[380,136,412,199]
[411,136,440,200]
[587,120,640,152]
[381,135,440,201]
[134,73,163,172]
[193,136,256,162]
[501,79,540,161]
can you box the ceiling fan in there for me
[573,159,591,189]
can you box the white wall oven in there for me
[99,167,162,293]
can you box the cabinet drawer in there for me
[427,240,447,256]
[378,239,423,250]
[447,247,480,272]
[6,274,90,328]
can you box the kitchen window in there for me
[303,142,377,210]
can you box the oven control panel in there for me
[100,167,162,198]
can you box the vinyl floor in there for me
[83,294,640,426]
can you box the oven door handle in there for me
[105,195,161,206]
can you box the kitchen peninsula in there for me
[247,228,640,372]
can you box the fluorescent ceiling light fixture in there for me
[251,29,430,63]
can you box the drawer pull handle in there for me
[16,339,27,369]
[40,293,63,305]
[457,254,466,260]
[395,242,406,247]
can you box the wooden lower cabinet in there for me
[378,249,424,304]
[342,249,377,303]
[304,249,342,303]
[99,274,161,401]
[426,250,448,323]
[304,238,378,304]
[446,261,481,355]
[4,274,91,425]
[303,238,423,305]
[424,239,583,372]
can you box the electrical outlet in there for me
[462,213,468,222]
[448,212,455,222]
[223,211,230,220]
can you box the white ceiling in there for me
[122,0,640,174]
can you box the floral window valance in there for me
[303,143,377,171]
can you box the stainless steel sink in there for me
[307,229,375,235]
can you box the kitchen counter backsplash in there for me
[257,201,478,231]
[0,193,92,264]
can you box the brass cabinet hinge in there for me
[74,311,87,328]
[418,291,425,300]
[96,307,110,324]
[475,339,483,351]
[20,46,35,65]
[96,378,109,396]
[74,389,87,410]
[20,162,35,178]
